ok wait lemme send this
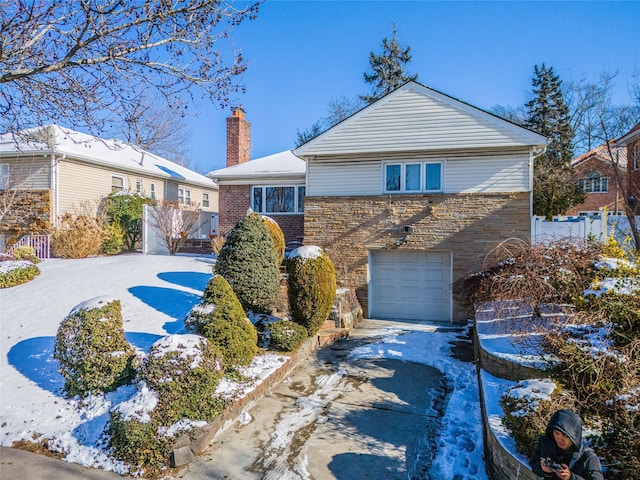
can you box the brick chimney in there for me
[226,106,251,167]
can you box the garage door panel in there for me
[370,250,451,322]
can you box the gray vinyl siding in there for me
[307,160,380,196]
[445,153,530,193]
[299,86,545,156]
[307,151,530,196]
[0,156,51,189]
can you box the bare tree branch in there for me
[0,0,260,136]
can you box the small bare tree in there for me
[147,200,204,255]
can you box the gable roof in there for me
[0,125,216,189]
[207,150,305,183]
[614,122,640,146]
[294,82,547,157]
[572,142,627,169]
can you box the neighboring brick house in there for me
[566,143,628,216]
[0,125,219,252]
[614,123,640,214]
[294,82,547,323]
[207,108,306,243]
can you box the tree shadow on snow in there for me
[157,271,211,292]
[128,285,202,334]
[124,332,164,352]
[7,336,65,395]
[329,452,405,480]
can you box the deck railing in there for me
[7,235,51,260]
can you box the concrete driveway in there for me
[177,320,454,480]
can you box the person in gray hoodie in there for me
[529,409,603,480]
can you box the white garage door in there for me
[369,250,451,322]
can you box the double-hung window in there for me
[178,188,191,205]
[251,185,305,214]
[202,193,210,208]
[384,161,443,193]
[633,144,639,171]
[111,175,124,193]
[150,182,156,200]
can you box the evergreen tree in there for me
[525,64,584,219]
[214,213,280,314]
[360,24,418,104]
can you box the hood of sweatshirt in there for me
[546,409,583,453]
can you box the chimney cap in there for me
[231,106,245,119]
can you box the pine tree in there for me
[525,64,584,219]
[360,24,418,104]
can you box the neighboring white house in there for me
[0,125,219,251]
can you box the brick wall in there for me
[303,192,531,322]
[218,184,304,244]
[226,108,251,167]
[628,138,640,214]
[0,190,51,246]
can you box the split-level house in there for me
[294,82,547,323]
[207,108,306,243]
[614,123,640,214]
[566,142,628,217]
[0,125,219,253]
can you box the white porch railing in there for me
[7,235,51,260]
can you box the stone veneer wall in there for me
[303,192,531,322]
[218,184,304,244]
[0,190,51,245]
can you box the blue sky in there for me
[188,0,639,173]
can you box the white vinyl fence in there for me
[141,204,218,255]
[532,214,640,246]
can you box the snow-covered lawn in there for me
[1,254,490,478]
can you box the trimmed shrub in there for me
[262,216,285,265]
[0,261,40,288]
[54,297,134,397]
[214,212,280,314]
[266,320,308,352]
[286,245,337,336]
[102,192,149,251]
[137,334,225,423]
[185,275,258,367]
[102,222,125,255]
[500,379,577,456]
[51,213,108,258]
[12,246,40,263]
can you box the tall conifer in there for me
[360,24,418,104]
[525,64,584,219]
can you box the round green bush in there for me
[266,320,308,352]
[12,246,40,263]
[102,222,125,255]
[0,261,40,288]
[262,215,286,265]
[214,212,280,314]
[137,334,225,423]
[54,297,134,397]
[185,275,258,366]
[286,245,337,336]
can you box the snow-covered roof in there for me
[614,122,640,146]
[207,150,305,183]
[0,125,217,189]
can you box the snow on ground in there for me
[1,254,490,478]
[348,326,489,479]
[0,254,285,474]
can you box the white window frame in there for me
[111,174,125,193]
[0,164,10,190]
[150,182,156,200]
[178,188,191,205]
[135,178,142,193]
[202,192,210,208]
[633,144,639,171]
[383,161,443,193]
[251,185,305,214]
[579,172,608,193]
